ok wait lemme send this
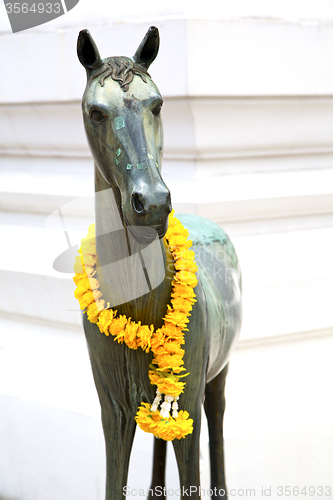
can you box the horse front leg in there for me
[101,396,137,500]
[83,318,137,500]
[170,287,208,499]
[172,402,203,499]
[89,355,137,500]
[204,363,229,499]
[149,438,167,499]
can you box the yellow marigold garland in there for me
[73,211,197,440]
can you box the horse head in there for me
[77,27,171,241]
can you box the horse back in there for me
[178,214,242,383]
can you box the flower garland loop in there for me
[73,211,198,441]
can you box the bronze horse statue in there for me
[76,26,242,499]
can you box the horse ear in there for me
[77,29,103,71]
[133,26,159,70]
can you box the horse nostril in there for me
[132,192,145,214]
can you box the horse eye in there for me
[90,109,107,125]
[152,101,163,116]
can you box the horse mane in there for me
[90,56,150,92]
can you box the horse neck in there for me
[94,163,174,327]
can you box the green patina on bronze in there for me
[114,116,125,130]
[137,161,147,169]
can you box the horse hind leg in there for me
[204,363,229,499]
[148,438,167,499]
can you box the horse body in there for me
[77,27,241,500]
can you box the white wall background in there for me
[0,1,333,499]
